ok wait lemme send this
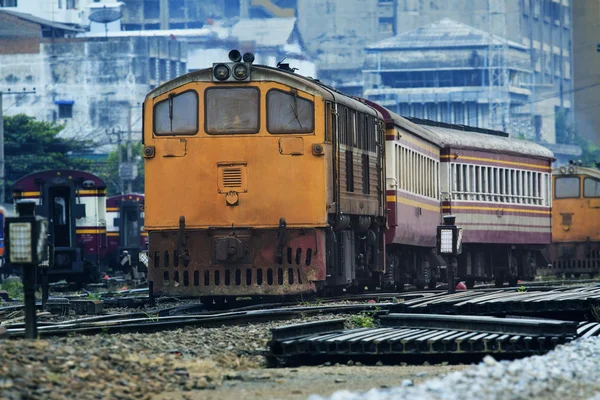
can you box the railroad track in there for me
[396,286,600,317]
[267,314,600,367]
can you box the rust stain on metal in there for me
[148,228,326,297]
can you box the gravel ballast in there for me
[0,314,351,400]
[309,337,600,400]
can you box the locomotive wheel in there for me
[508,278,518,287]
[466,279,475,289]
[428,278,437,289]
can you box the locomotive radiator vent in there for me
[223,168,242,187]
[218,163,247,193]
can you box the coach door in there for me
[119,201,141,249]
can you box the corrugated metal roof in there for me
[366,18,527,51]
[230,18,297,47]
[0,9,85,32]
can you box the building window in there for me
[378,18,394,34]
[58,103,73,119]
[0,0,18,6]
[66,0,76,10]
[143,0,160,19]
[159,59,166,81]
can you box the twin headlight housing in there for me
[212,50,255,82]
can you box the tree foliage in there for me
[3,114,94,202]
[97,142,145,196]
[574,135,600,168]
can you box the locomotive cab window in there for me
[584,177,600,198]
[205,87,259,134]
[267,89,314,134]
[555,176,580,199]
[154,90,198,135]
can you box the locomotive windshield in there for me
[267,89,314,133]
[555,176,580,199]
[205,87,259,134]
[154,90,198,135]
[584,177,600,198]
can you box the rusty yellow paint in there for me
[107,232,119,237]
[144,81,327,230]
[106,207,119,212]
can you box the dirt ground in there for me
[154,364,469,400]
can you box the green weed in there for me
[1,280,24,300]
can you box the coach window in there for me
[206,87,259,134]
[267,89,314,134]
[154,90,198,135]
[584,178,600,197]
[555,176,580,199]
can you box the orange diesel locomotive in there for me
[142,51,386,297]
[543,164,600,277]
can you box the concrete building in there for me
[388,0,573,145]
[119,0,297,30]
[83,17,317,78]
[363,18,534,137]
[0,10,186,147]
[0,0,91,26]
[572,0,600,145]
[296,0,391,96]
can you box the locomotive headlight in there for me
[214,63,230,81]
[559,166,567,174]
[233,63,249,80]
[568,166,575,174]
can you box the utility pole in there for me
[108,128,124,195]
[127,103,133,193]
[487,0,509,132]
[0,88,36,203]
